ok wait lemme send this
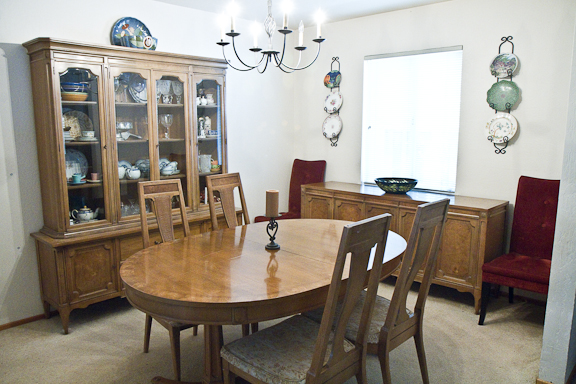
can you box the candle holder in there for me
[265,217,280,250]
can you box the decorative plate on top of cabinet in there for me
[110,17,151,46]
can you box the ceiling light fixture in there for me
[217,0,325,73]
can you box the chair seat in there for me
[482,252,551,285]
[221,315,354,384]
[304,292,413,345]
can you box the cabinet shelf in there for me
[67,182,102,189]
[66,141,100,146]
[115,102,147,108]
[158,104,184,108]
[62,100,98,106]
[159,138,185,143]
[197,104,218,109]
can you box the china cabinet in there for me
[301,182,509,313]
[24,38,235,333]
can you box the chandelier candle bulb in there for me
[298,21,304,46]
[266,190,279,218]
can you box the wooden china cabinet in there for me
[24,38,234,333]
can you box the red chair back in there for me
[287,159,326,217]
[509,176,560,260]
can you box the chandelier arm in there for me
[221,46,260,71]
[278,42,322,71]
[274,34,288,68]
[257,57,271,74]
[230,37,265,70]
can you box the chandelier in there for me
[217,0,325,73]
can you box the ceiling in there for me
[153,0,450,27]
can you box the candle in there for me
[315,9,325,38]
[251,21,259,48]
[266,190,279,218]
[298,20,304,46]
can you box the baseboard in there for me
[0,310,57,332]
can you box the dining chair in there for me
[478,176,560,325]
[304,198,450,384]
[205,172,255,335]
[138,179,198,381]
[206,172,250,230]
[220,213,392,384]
[254,159,326,222]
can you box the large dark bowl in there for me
[375,178,418,194]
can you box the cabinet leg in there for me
[59,307,71,334]
[473,288,482,315]
[43,301,51,319]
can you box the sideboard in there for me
[301,182,509,313]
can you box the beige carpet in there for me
[0,279,545,384]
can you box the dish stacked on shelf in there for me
[61,82,90,101]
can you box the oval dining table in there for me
[120,219,407,384]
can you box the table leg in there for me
[204,325,224,384]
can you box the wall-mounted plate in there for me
[486,112,517,144]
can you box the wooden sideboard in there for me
[301,182,509,313]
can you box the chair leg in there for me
[377,341,393,384]
[192,325,198,336]
[355,351,368,384]
[414,328,430,384]
[509,287,514,303]
[251,322,258,333]
[222,360,236,384]
[144,314,153,353]
[168,326,181,381]
[478,282,490,325]
[241,324,249,337]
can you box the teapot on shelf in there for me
[71,206,99,222]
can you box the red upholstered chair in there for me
[254,159,326,222]
[478,176,560,325]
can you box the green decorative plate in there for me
[487,80,520,111]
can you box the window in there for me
[361,47,463,193]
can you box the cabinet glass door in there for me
[196,78,224,206]
[113,71,152,218]
[58,65,108,227]
[156,75,189,207]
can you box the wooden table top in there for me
[120,219,407,326]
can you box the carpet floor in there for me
[0,278,545,383]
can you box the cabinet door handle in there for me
[103,145,107,150]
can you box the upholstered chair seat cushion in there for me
[482,252,551,294]
[303,291,413,345]
[220,315,354,384]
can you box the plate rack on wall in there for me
[485,36,520,154]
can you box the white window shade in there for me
[361,47,463,193]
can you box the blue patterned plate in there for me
[110,17,151,46]
[324,70,341,88]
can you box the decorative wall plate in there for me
[486,112,518,144]
[324,70,341,88]
[490,53,518,78]
[487,80,520,111]
[322,114,343,138]
[63,111,93,139]
[324,92,343,113]
[110,17,151,46]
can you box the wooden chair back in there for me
[383,198,449,347]
[206,173,250,230]
[138,179,190,249]
[307,213,392,383]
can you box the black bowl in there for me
[375,178,418,194]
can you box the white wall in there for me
[0,0,294,325]
[293,0,575,206]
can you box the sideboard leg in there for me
[59,307,71,334]
[43,301,51,319]
[473,288,482,315]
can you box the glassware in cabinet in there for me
[196,77,225,206]
[58,65,109,226]
[112,70,152,218]
[156,75,190,207]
